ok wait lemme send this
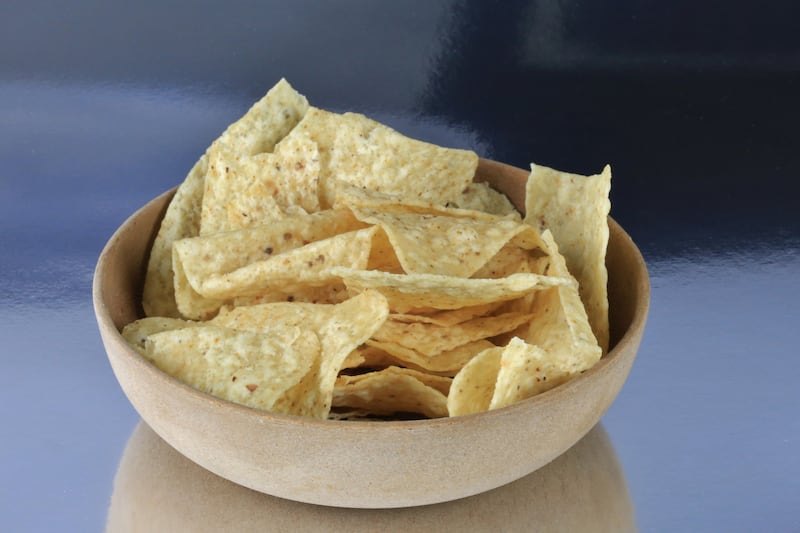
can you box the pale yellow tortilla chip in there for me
[334,182,508,222]
[121,316,196,352]
[350,207,535,278]
[142,156,207,317]
[489,337,572,410]
[171,209,367,310]
[471,244,533,279]
[200,79,310,234]
[233,282,349,307]
[446,181,519,218]
[144,325,319,412]
[176,209,362,282]
[518,231,602,373]
[331,268,573,312]
[447,346,503,416]
[192,227,378,300]
[212,291,390,419]
[333,366,449,419]
[524,162,611,352]
[200,132,321,233]
[372,312,534,357]
[143,79,309,315]
[389,302,503,327]
[172,244,228,320]
[365,339,495,376]
[288,107,478,208]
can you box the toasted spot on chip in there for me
[524,162,611,352]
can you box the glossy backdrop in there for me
[1,1,798,531]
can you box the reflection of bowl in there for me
[94,158,650,508]
[107,421,635,532]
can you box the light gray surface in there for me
[2,2,799,531]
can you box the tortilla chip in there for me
[233,282,349,307]
[518,231,602,373]
[350,207,534,278]
[331,268,573,312]
[142,156,207,317]
[489,337,572,410]
[195,227,378,300]
[389,302,503,327]
[447,346,503,416]
[365,339,494,376]
[524,162,611,352]
[333,366,449,418]
[212,291,390,418]
[172,210,368,302]
[373,312,534,357]
[144,325,318,412]
[447,181,519,217]
[121,316,196,352]
[200,133,321,233]
[288,107,478,208]
[172,244,227,320]
[200,78,310,234]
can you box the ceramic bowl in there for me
[93,158,650,508]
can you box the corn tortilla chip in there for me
[142,156,207,317]
[447,346,503,416]
[331,268,574,312]
[288,107,478,208]
[524,162,611,352]
[389,302,503,327]
[350,207,535,278]
[373,312,534,357]
[144,325,318,412]
[121,316,196,352]
[200,79,310,234]
[333,366,449,419]
[446,181,519,217]
[194,227,378,300]
[212,291,390,418]
[518,231,602,372]
[365,339,494,376]
[489,338,572,410]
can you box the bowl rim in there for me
[93,162,651,431]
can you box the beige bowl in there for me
[94,159,650,509]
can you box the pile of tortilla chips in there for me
[122,79,612,420]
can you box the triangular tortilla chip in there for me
[524,162,611,352]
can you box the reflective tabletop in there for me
[2,2,799,531]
